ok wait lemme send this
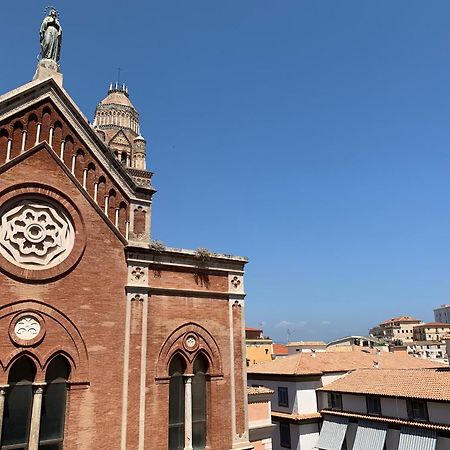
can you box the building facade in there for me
[317,368,450,450]
[0,21,252,450]
[247,347,441,450]
[434,305,450,324]
[369,316,423,345]
[246,328,274,366]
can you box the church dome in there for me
[101,84,134,108]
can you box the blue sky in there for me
[3,1,450,342]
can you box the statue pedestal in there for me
[33,59,63,86]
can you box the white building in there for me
[434,305,450,324]
[247,347,440,450]
[317,367,450,450]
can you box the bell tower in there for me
[93,83,148,171]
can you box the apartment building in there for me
[246,327,274,365]
[434,305,450,324]
[369,316,423,344]
[247,347,439,450]
[317,368,450,449]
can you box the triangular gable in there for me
[0,77,154,200]
[0,141,127,245]
[109,130,132,149]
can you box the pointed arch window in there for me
[0,355,70,450]
[169,355,186,450]
[192,354,208,450]
[168,353,209,450]
[39,355,71,449]
[2,356,36,449]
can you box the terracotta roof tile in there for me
[319,367,450,401]
[273,344,288,355]
[286,341,326,347]
[272,411,322,422]
[247,347,441,376]
[380,316,422,325]
[247,386,274,395]
[413,322,450,328]
[322,410,450,432]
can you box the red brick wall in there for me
[0,148,128,449]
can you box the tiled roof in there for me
[247,386,274,395]
[413,322,450,328]
[247,347,442,376]
[380,316,421,325]
[245,327,263,332]
[286,341,326,347]
[272,411,322,422]
[273,344,288,355]
[322,409,450,432]
[319,367,450,401]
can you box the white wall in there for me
[380,397,408,419]
[296,381,321,414]
[437,436,450,450]
[248,379,298,414]
[299,423,319,450]
[316,391,328,410]
[321,372,348,386]
[342,394,366,414]
[429,402,450,424]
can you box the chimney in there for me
[373,360,379,369]
[311,349,316,358]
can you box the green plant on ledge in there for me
[149,239,165,253]
[194,247,212,262]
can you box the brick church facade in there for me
[0,26,252,450]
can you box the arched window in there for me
[168,353,209,450]
[169,355,186,450]
[192,354,208,450]
[39,355,70,449]
[2,356,36,449]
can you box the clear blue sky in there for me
[3,1,450,342]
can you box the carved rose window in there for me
[0,198,75,270]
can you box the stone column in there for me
[0,385,8,444]
[184,375,193,450]
[28,383,46,450]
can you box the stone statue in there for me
[40,8,62,62]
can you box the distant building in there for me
[247,347,440,450]
[369,316,423,344]
[327,335,382,349]
[286,341,327,355]
[434,304,450,324]
[317,367,450,450]
[248,386,275,450]
[272,343,289,359]
[246,327,273,366]
[410,341,447,360]
[413,322,450,342]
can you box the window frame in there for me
[328,392,343,411]
[278,386,289,408]
[279,422,291,449]
[366,396,382,415]
[406,399,429,421]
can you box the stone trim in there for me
[0,184,87,281]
